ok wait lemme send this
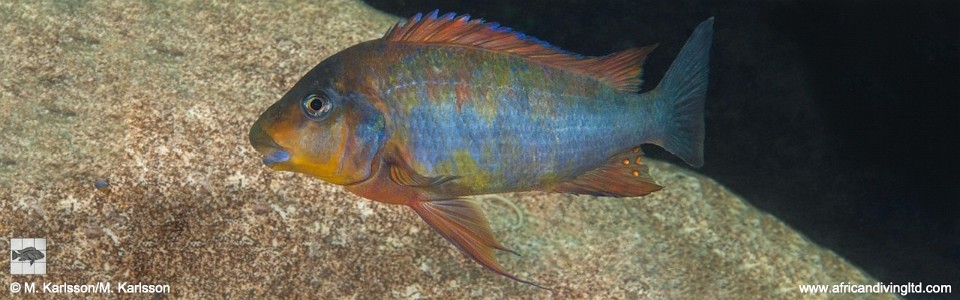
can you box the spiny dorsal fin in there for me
[549,147,662,197]
[383,10,657,92]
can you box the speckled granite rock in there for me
[0,0,890,299]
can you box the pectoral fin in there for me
[549,147,663,197]
[409,199,546,288]
[387,156,459,187]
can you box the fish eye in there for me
[301,93,331,120]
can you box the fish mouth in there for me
[249,122,290,167]
[262,150,291,165]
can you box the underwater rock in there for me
[94,179,109,190]
[0,0,887,298]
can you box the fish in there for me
[250,10,713,287]
[12,247,45,265]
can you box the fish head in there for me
[250,60,385,185]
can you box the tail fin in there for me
[649,18,713,167]
[12,250,20,260]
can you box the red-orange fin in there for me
[409,199,548,289]
[589,45,658,93]
[387,158,460,187]
[549,147,663,197]
[383,10,656,92]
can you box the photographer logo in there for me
[10,238,46,275]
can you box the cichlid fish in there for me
[12,247,44,265]
[250,10,713,287]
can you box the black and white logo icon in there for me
[10,238,46,275]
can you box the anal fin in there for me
[409,199,547,289]
[549,147,663,197]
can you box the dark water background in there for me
[365,0,959,294]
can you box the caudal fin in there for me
[649,18,713,167]
[12,250,20,260]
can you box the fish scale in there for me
[380,46,650,193]
[250,11,712,287]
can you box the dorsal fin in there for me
[383,10,657,92]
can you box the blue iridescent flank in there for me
[361,13,713,194]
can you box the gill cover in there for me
[250,72,385,185]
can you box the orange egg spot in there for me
[632,170,640,177]
[622,159,630,165]
[632,147,640,153]
[635,156,642,164]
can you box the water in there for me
[365,0,960,296]
[1,0,956,298]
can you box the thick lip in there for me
[261,150,290,165]
[249,122,290,166]
[248,119,381,186]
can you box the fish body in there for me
[12,247,44,265]
[361,41,658,195]
[250,11,713,287]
